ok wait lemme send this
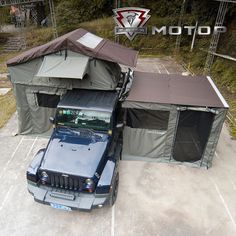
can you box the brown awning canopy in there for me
[125,71,228,108]
[7,28,138,67]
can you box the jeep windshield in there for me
[55,108,111,131]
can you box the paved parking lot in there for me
[0,57,236,236]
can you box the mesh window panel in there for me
[173,111,214,162]
[126,109,169,130]
[37,93,60,108]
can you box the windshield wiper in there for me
[57,124,105,137]
[77,127,96,136]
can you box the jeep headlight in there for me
[84,178,94,193]
[85,178,93,186]
[41,171,49,184]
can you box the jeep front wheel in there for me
[109,173,119,206]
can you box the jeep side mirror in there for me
[116,123,124,129]
[49,117,55,124]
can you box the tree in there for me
[0,7,11,28]
[56,0,113,34]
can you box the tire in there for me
[118,139,123,160]
[119,144,123,160]
[109,173,119,206]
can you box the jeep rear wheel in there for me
[109,173,119,206]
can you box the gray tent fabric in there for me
[79,59,121,90]
[8,49,121,134]
[122,71,228,168]
[123,127,167,158]
[124,107,169,157]
[13,84,64,134]
[8,52,120,90]
[36,51,89,79]
[122,103,227,168]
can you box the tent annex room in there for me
[122,71,228,168]
[7,28,138,134]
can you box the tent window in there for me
[173,111,214,162]
[37,93,60,108]
[126,109,169,130]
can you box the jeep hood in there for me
[40,128,109,178]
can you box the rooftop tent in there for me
[8,50,121,90]
[122,71,228,168]
[7,29,138,134]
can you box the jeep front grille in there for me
[46,172,83,191]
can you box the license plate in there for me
[50,203,72,211]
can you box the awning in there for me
[123,71,228,108]
[36,51,89,79]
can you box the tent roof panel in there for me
[125,71,227,108]
[7,28,138,67]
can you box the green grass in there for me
[0,90,16,128]
[0,52,19,73]
[26,27,54,48]
[0,33,19,128]
[0,32,19,73]
[79,17,115,34]
[139,54,167,58]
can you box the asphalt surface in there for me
[0,57,236,236]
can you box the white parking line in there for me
[155,64,161,73]
[0,137,24,179]
[23,137,38,161]
[111,205,115,236]
[230,180,236,191]
[212,179,236,231]
[0,186,14,211]
[161,63,170,74]
[23,138,38,141]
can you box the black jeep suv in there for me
[27,89,122,211]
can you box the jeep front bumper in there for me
[27,181,110,211]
